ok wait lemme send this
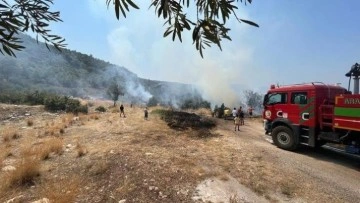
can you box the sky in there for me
[44,0,360,106]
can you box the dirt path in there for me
[211,118,360,203]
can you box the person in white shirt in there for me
[232,107,237,118]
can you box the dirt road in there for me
[210,117,360,203]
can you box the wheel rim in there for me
[277,131,290,145]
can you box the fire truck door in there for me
[265,92,290,120]
[289,92,313,126]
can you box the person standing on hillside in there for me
[144,107,148,120]
[120,104,126,118]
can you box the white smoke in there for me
[124,79,152,104]
[85,0,259,108]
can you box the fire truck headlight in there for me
[265,110,271,118]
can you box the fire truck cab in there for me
[263,82,360,153]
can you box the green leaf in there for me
[163,27,173,37]
[119,3,127,17]
[2,44,14,56]
[172,27,176,41]
[115,0,120,19]
[126,0,139,9]
[121,0,129,11]
[177,28,182,42]
[240,19,259,27]
[0,3,8,8]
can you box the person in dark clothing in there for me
[120,104,126,118]
[239,110,245,125]
[248,106,254,117]
[237,106,244,125]
[144,107,148,120]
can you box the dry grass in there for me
[59,128,65,134]
[229,194,241,203]
[26,119,34,127]
[219,174,230,181]
[2,134,11,142]
[89,114,99,120]
[79,114,88,121]
[0,103,339,203]
[43,124,66,137]
[280,181,297,197]
[1,127,21,142]
[45,137,64,155]
[89,160,110,176]
[39,177,81,203]
[191,108,212,116]
[76,142,87,157]
[22,137,63,160]
[4,157,41,188]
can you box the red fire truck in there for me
[263,63,360,154]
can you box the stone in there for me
[2,165,16,172]
[31,198,50,203]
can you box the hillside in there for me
[0,35,204,107]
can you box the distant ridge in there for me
[0,34,202,106]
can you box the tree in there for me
[243,90,263,111]
[0,0,65,56]
[1,0,258,58]
[107,81,124,106]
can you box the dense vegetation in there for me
[0,90,87,113]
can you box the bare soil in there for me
[0,102,359,203]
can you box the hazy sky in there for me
[46,0,359,104]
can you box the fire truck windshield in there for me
[264,92,287,105]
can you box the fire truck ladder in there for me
[319,104,334,130]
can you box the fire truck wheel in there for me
[272,126,297,150]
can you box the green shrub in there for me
[25,91,47,105]
[0,91,25,104]
[76,105,88,114]
[44,95,87,114]
[0,90,87,114]
[95,106,106,112]
[65,99,81,113]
